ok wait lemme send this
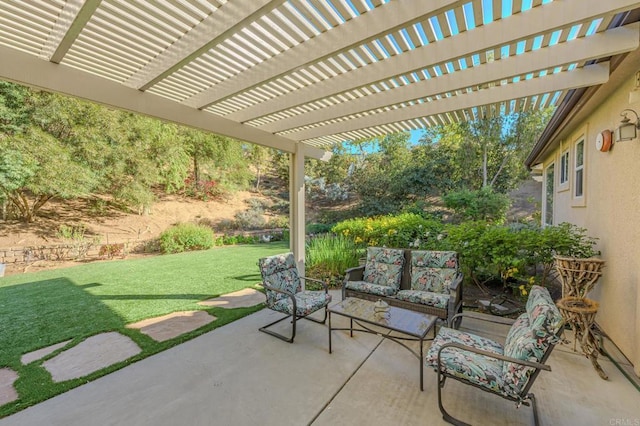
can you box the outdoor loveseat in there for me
[426,285,564,426]
[342,247,463,327]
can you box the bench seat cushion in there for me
[271,291,332,316]
[344,280,398,297]
[426,327,506,395]
[395,289,450,309]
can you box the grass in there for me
[0,242,288,418]
[305,234,363,288]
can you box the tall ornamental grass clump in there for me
[159,223,215,253]
[305,234,362,287]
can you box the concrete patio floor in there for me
[1,290,638,426]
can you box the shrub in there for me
[159,223,215,254]
[234,209,266,230]
[99,243,124,259]
[443,187,511,223]
[332,213,443,249]
[57,224,101,260]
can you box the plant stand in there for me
[554,256,605,298]
[556,297,608,380]
[554,256,607,380]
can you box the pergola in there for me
[1,0,639,272]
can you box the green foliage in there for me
[307,222,334,234]
[159,223,215,254]
[332,213,443,249]
[0,81,33,135]
[440,221,599,287]
[443,187,511,222]
[332,211,599,289]
[306,234,363,288]
[219,234,260,245]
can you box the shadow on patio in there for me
[1,290,638,426]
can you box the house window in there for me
[560,150,569,185]
[574,140,584,198]
[544,163,554,226]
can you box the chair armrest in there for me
[449,311,516,328]
[437,342,551,372]
[261,282,297,310]
[344,266,365,282]
[300,276,329,293]
[449,272,463,292]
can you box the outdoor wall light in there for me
[615,109,640,142]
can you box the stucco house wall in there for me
[539,66,640,376]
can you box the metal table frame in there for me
[328,298,438,391]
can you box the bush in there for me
[159,223,215,254]
[443,187,511,223]
[234,209,266,230]
[332,213,443,249]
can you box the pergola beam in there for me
[264,23,639,133]
[287,62,610,142]
[44,0,101,64]
[126,0,284,90]
[229,0,640,124]
[0,45,330,161]
[185,0,464,109]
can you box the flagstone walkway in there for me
[0,288,265,407]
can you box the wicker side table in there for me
[556,297,608,380]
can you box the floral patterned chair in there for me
[342,247,405,300]
[258,252,332,343]
[395,250,463,327]
[426,285,564,426]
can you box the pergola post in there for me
[289,144,306,281]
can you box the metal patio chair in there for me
[258,252,332,343]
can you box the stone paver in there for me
[43,332,141,382]
[198,288,264,308]
[126,311,215,342]
[0,369,18,406]
[21,340,72,365]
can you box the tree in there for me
[0,129,98,222]
[419,109,552,193]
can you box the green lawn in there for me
[0,242,288,417]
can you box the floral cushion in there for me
[410,251,458,293]
[362,247,404,289]
[501,286,563,397]
[396,289,450,309]
[426,327,506,395]
[526,285,564,340]
[271,291,332,316]
[411,267,457,293]
[344,280,398,297]
[259,253,302,306]
[412,250,458,269]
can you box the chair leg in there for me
[529,393,541,426]
[259,313,296,343]
[437,369,471,426]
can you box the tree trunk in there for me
[482,144,488,188]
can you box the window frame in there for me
[543,162,555,227]
[574,138,585,202]
[559,149,570,189]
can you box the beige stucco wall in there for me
[541,73,640,376]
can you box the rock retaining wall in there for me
[0,240,154,265]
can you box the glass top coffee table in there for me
[328,297,438,391]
